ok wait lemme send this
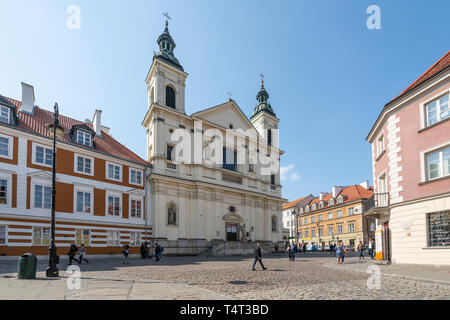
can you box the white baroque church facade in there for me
[142,22,285,254]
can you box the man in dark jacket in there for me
[68,243,80,265]
[140,242,151,259]
[252,243,268,271]
[155,243,162,262]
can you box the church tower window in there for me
[166,86,176,109]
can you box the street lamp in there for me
[45,103,65,278]
[292,208,298,244]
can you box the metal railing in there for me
[363,192,389,212]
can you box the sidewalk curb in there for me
[323,262,450,286]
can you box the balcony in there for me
[222,172,242,185]
[166,162,177,170]
[363,193,390,219]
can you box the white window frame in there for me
[337,225,343,234]
[32,181,52,210]
[328,212,333,220]
[304,218,308,225]
[318,214,323,221]
[129,195,144,219]
[74,154,94,176]
[328,198,335,206]
[0,225,7,245]
[0,171,12,208]
[106,162,122,182]
[130,232,141,246]
[77,130,93,147]
[304,230,309,238]
[31,142,53,167]
[348,223,355,233]
[129,167,143,186]
[377,133,385,157]
[328,226,333,235]
[311,229,316,237]
[0,133,13,160]
[107,230,120,246]
[421,90,450,128]
[75,229,91,246]
[74,186,94,215]
[106,191,122,217]
[348,207,354,216]
[337,196,343,204]
[0,106,10,124]
[337,210,342,218]
[311,216,315,223]
[311,203,316,211]
[32,226,50,246]
[422,144,450,182]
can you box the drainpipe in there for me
[144,164,152,245]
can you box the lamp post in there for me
[45,103,65,278]
[292,208,298,245]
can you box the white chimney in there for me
[319,192,325,200]
[360,180,369,190]
[332,186,343,198]
[92,110,102,136]
[21,82,35,114]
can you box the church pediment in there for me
[222,212,243,223]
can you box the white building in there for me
[142,22,286,254]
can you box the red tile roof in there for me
[3,97,148,166]
[297,185,374,214]
[388,51,450,106]
[282,196,309,210]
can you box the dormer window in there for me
[77,130,92,147]
[319,202,324,209]
[337,196,344,204]
[0,106,10,124]
[329,198,335,206]
[305,206,310,213]
[311,203,317,211]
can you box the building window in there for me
[337,225,343,234]
[0,106,10,124]
[0,225,6,244]
[311,229,316,237]
[107,163,122,181]
[337,197,343,204]
[370,221,376,232]
[34,185,51,209]
[0,135,12,159]
[223,148,237,172]
[311,216,315,223]
[272,216,277,232]
[304,218,309,225]
[271,174,275,185]
[130,232,141,246]
[0,179,7,205]
[328,198,334,206]
[318,214,323,222]
[75,229,90,246]
[298,219,302,226]
[427,211,449,247]
[377,134,385,157]
[130,168,143,185]
[426,146,450,181]
[425,94,449,127]
[299,208,303,214]
[107,195,121,216]
[35,145,53,166]
[337,210,342,218]
[107,230,120,246]
[168,203,177,225]
[305,206,310,213]
[77,130,92,147]
[311,204,316,211]
[348,207,354,216]
[304,230,309,238]
[165,86,176,109]
[167,145,174,161]
[319,228,323,237]
[328,212,333,220]
[33,226,50,245]
[328,226,333,235]
[318,202,324,209]
[75,155,93,175]
[131,199,142,218]
[267,129,272,146]
[298,231,302,238]
[76,191,91,213]
[348,224,355,233]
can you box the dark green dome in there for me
[153,21,184,71]
[251,81,276,119]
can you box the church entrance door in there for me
[226,224,238,241]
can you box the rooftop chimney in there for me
[332,186,344,198]
[21,82,35,114]
[360,180,369,190]
[92,110,102,137]
[319,192,325,201]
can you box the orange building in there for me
[0,83,150,257]
[295,183,375,248]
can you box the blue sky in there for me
[1,0,449,202]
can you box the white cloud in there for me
[280,164,301,182]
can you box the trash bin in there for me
[17,253,37,279]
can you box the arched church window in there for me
[166,86,176,109]
[168,203,177,225]
[271,216,277,232]
[268,129,272,146]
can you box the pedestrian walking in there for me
[357,241,364,260]
[122,243,130,264]
[154,242,162,262]
[252,243,268,271]
[329,243,334,255]
[341,243,347,263]
[78,244,89,264]
[336,242,344,264]
[140,242,152,259]
[286,244,291,261]
[303,242,307,254]
[68,242,80,265]
[290,243,296,262]
[371,239,376,259]
[368,239,374,259]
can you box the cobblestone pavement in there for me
[1,254,449,300]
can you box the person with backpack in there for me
[357,241,365,260]
[155,243,163,262]
[68,242,80,265]
[122,243,130,264]
[78,244,89,264]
